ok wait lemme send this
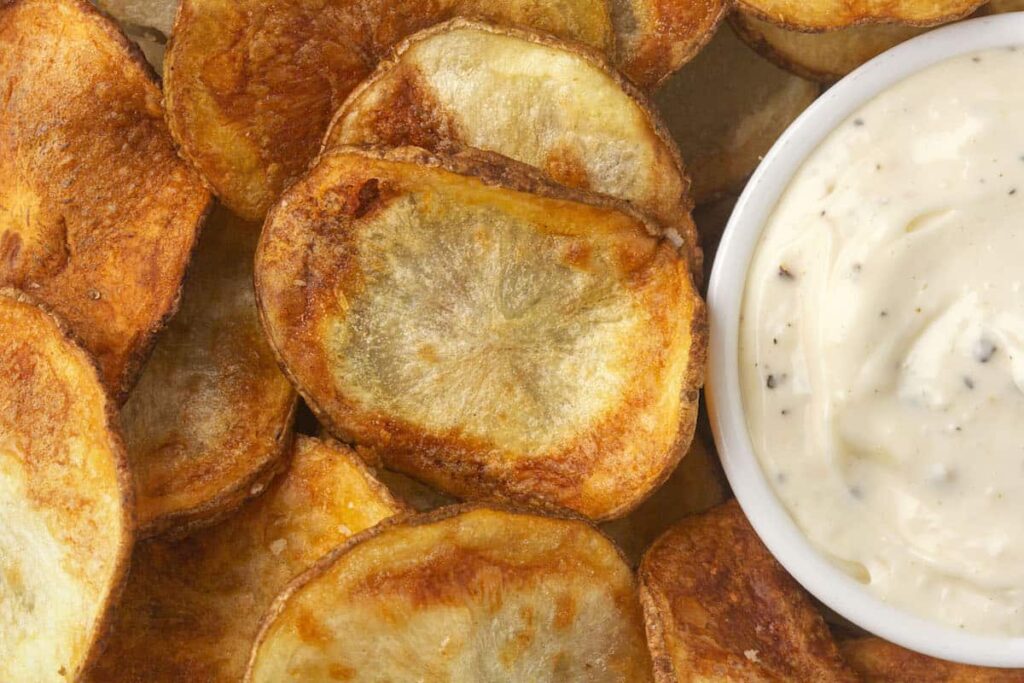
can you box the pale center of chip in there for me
[327,196,645,451]
[0,440,84,681]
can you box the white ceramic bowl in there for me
[707,13,1024,668]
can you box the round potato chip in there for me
[256,146,705,521]
[246,506,653,682]
[735,0,985,31]
[0,289,132,683]
[121,206,297,538]
[655,24,819,204]
[730,12,928,82]
[325,20,701,274]
[0,0,209,401]
[89,436,401,682]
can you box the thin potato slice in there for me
[325,20,700,273]
[89,436,402,683]
[600,435,727,564]
[0,289,132,683]
[730,12,927,82]
[841,638,1024,681]
[639,501,857,682]
[0,0,209,400]
[121,206,297,538]
[256,146,705,521]
[655,25,819,204]
[164,0,614,221]
[736,0,985,30]
[612,0,731,88]
[246,506,653,682]
[988,0,1024,10]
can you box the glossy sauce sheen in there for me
[741,48,1024,636]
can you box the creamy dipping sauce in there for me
[740,48,1024,637]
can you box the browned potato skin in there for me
[256,146,706,522]
[246,505,654,682]
[121,206,298,538]
[639,501,858,682]
[324,19,702,276]
[613,0,731,88]
[841,638,1024,682]
[88,436,403,683]
[729,11,928,82]
[735,0,985,31]
[164,0,614,221]
[0,0,209,401]
[0,289,133,682]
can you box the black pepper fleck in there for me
[780,409,789,416]
[975,338,997,363]
[849,485,864,499]
[766,374,777,389]
[778,265,795,280]
[852,263,862,274]
[1011,188,1018,196]
[972,56,982,63]
[773,338,778,345]
[964,376,975,390]
[853,118,865,126]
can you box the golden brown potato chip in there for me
[0,289,133,683]
[89,436,402,683]
[325,20,700,273]
[121,206,297,538]
[246,506,654,682]
[164,0,614,221]
[600,435,727,564]
[841,638,1024,682]
[735,0,984,30]
[612,0,731,87]
[730,12,928,82]
[639,501,857,682]
[256,146,705,521]
[655,25,819,205]
[0,0,209,400]
[987,0,1024,10]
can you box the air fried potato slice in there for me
[246,506,654,682]
[121,206,297,538]
[655,25,819,204]
[325,20,700,272]
[600,434,727,564]
[89,436,402,682]
[730,12,927,82]
[639,501,857,682]
[256,146,705,521]
[0,290,132,683]
[735,0,984,31]
[840,638,1024,681]
[0,0,209,400]
[164,0,614,221]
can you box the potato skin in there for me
[256,145,706,522]
[246,505,654,682]
[840,638,1024,682]
[0,289,133,683]
[735,0,985,31]
[639,501,858,682]
[0,0,209,401]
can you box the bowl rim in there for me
[706,12,1024,668]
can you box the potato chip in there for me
[655,25,819,204]
[164,0,614,221]
[735,0,984,31]
[639,501,857,682]
[88,436,401,682]
[0,289,132,683]
[612,0,730,87]
[121,206,297,538]
[841,637,1024,681]
[246,506,653,682]
[987,0,1024,10]
[324,20,700,273]
[0,0,209,400]
[600,435,727,564]
[256,146,705,521]
[730,12,927,82]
